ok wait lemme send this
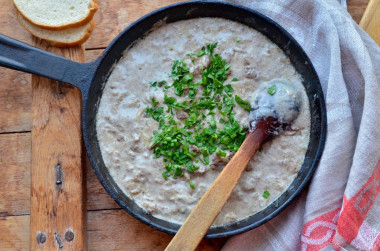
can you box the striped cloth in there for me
[222,0,380,250]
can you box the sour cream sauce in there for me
[96,18,311,226]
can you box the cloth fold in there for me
[222,0,380,250]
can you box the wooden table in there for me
[0,0,374,250]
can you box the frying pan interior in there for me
[84,1,326,238]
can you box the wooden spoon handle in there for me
[165,121,269,251]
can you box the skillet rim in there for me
[83,0,327,238]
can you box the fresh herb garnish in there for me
[145,43,249,188]
[149,81,158,87]
[263,190,271,199]
[151,97,159,107]
[267,85,276,95]
[189,179,195,189]
[235,95,251,111]
[158,80,167,86]
[150,81,166,88]
[145,107,164,121]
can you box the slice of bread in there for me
[17,12,95,47]
[13,0,98,30]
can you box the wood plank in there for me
[359,0,380,44]
[87,210,226,251]
[0,133,30,216]
[87,209,172,251]
[0,0,31,133]
[0,215,29,251]
[86,157,120,211]
[0,211,225,251]
[30,40,86,250]
[86,0,184,49]
[84,49,103,63]
[347,0,371,23]
[0,131,119,216]
[0,0,31,43]
[0,70,31,133]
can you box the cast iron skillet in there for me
[0,1,326,238]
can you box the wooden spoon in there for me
[165,80,301,251]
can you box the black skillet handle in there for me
[0,34,98,100]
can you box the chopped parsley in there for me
[267,85,276,95]
[149,81,158,87]
[189,180,195,189]
[151,97,159,107]
[150,81,166,90]
[145,107,164,121]
[263,190,271,199]
[144,43,249,187]
[235,95,251,111]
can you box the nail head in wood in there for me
[55,162,63,186]
[36,233,46,244]
[54,232,64,249]
[65,230,75,242]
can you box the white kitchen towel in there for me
[222,0,380,250]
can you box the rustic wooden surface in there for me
[359,0,380,44]
[0,0,374,250]
[30,42,86,250]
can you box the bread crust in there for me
[17,12,96,47]
[13,0,98,31]
[46,20,95,47]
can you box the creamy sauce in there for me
[96,18,310,226]
[249,79,301,131]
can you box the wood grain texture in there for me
[0,0,31,43]
[359,0,380,44]
[0,212,225,251]
[0,70,31,133]
[0,132,121,218]
[84,48,103,63]
[0,133,30,216]
[86,157,120,211]
[0,215,29,251]
[87,210,226,251]
[0,134,119,215]
[30,40,86,250]
[88,209,172,251]
[347,0,371,23]
[86,0,184,49]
